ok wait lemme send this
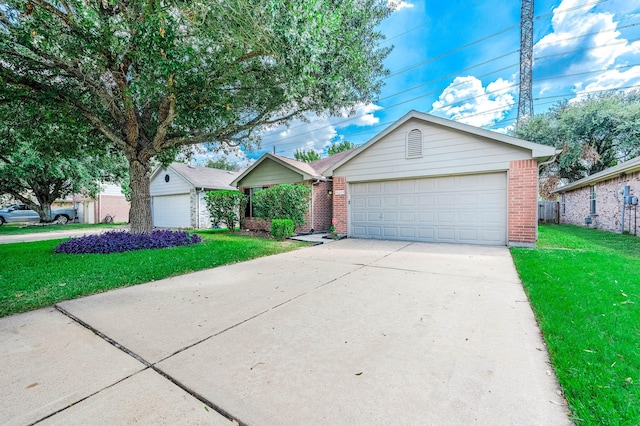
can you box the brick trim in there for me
[332,176,348,234]
[508,159,538,245]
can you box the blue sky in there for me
[213,0,640,167]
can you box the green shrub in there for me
[253,184,311,226]
[271,219,295,240]
[204,190,248,232]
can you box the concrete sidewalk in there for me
[0,226,129,244]
[0,239,572,425]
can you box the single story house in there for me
[554,155,640,235]
[72,183,130,224]
[232,110,558,247]
[150,163,241,229]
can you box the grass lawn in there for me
[0,222,123,236]
[511,225,640,425]
[0,231,306,318]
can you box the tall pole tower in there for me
[517,0,534,122]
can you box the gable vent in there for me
[406,129,423,159]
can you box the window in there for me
[406,129,423,159]
[590,186,597,215]
[244,187,264,217]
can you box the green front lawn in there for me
[511,225,640,425]
[0,231,306,317]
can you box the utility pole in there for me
[517,0,534,123]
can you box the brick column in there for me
[332,176,348,234]
[508,159,538,246]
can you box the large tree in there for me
[0,95,127,221]
[514,90,640,197]
[0,0,392,233]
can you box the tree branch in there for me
[32,0,74,27]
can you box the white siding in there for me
[238,159,304,187]
[150,168,192,196]
[335,118,531,182]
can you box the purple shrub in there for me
[54,230,202,254]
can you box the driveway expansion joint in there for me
[55,304,248,425]
[55,304,152,368]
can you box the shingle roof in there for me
[169,163,241,190]
[308,148,357,175]
[271,154,320,177]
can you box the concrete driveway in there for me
[1,239,572,425]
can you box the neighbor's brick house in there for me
[554,156,640,235]
[232,110,557,247]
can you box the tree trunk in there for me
[40,203,53,222]
[129,158,153,234]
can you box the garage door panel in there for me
[384,212,397,221]
[350,173,506,246]
[400,211,415,221]
[459,211,478,223]
[384,227,398,237]
[418,211,435,223]
[418,228,435,239]
[400,196,415,207]
[437,228,455,241]
[399,227,415,238]
[383,197,398,207]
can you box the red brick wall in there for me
[332,176,348,234]
[508,159,538,246]
[560,170,640,235]
[314,181,333,232]
[99,195,130,223]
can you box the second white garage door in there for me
[152,194,191,228]
[350,173,507,246]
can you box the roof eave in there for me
[554,162,640,193]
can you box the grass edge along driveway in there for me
[0,231,307,318]
[511,225,640,426]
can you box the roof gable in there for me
[151,163,240,190]
[325,110,558,176]
[230,153,320,187]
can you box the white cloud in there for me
[575,66,640,100]
[534,0,640,95]
[247,103,381,159]
[430,76,516,127]
[388,1,414,12]
[193,146,253,169]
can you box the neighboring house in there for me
[554,156,640,235]
[232,110,557,246]
[72,183,130,224]
[150,163,241,229]
[232,149,355,233]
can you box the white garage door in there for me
[152,194,191,228]
[350,173,507,246]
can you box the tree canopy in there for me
[327,140,356,156]
[0,95,127,220]
[0,0,393,233]
[294,148,321,163]
[204,157,237,171]
[514,90,640,198]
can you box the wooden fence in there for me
[538,201,559,224]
